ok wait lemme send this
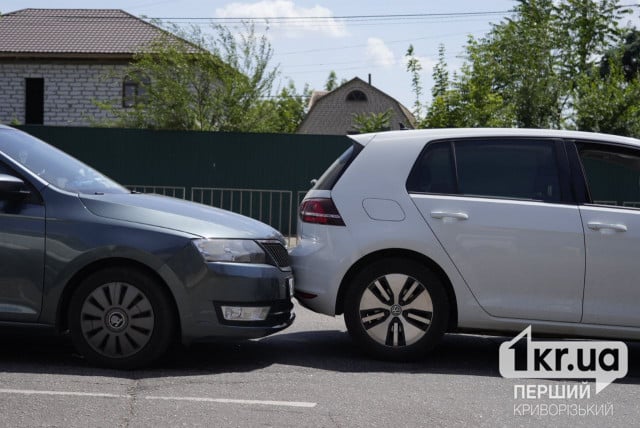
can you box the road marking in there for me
[0,388,317,408]
[145,396,317,408]
[0,388,128,399]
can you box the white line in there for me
[0,388,128,399]
[0,388,317,408]
[145,396,317,408]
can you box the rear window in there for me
[313,143,363,190]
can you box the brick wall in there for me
[0,62,127,126]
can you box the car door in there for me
[0,160,45,321]
[407,137,585,322]
[573,141,640,327]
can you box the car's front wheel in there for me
[68,267,177,369]
[344,258,449,361]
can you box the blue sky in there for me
[3,1,639,112]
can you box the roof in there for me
[0,8,182,58]
[348,127,640,148]
[297,77,416,134]
[307,91,329,109]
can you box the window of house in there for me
[25,78,44,125]
[577,143,640,208]
[122,76,148,108]
[346,90,367,102]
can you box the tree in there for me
[575,55,640,137]
[412,0,637,134]
[352,109,393,133]
[601,29,640,81]
[405,45,424,120]
[555,0,629,82]
[323,70,347,91]
[325,71,339,91]
[259,80,311,133]
[96,22,294,132]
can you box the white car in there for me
[290,128,640,360]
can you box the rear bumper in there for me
[290,225,359,316]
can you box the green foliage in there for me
[575,55,640,137]
[405,45,424,119]
[412,0,640,137]
[431,44,449,99]
[323,70,347,91]
[423,41,515,128]
[601,29,640,81]
[465,0,562,128]
[325,71,339,91]
[259,81,311,133]
[96,22,304,133]
[352,109,393,133]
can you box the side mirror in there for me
[0,174,31,198]
[310,178,318,187]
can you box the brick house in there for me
[0,9,182,126]
[297,77,416,135]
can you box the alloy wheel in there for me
[358,273,433,347]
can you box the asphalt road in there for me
[0,302,639,427]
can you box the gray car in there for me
[0,125,294,368]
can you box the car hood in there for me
[79,193,284,240]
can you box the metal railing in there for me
[191,187,294,238]
[121,185,312,245]
[125,185,186,199]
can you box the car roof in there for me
[348,128,640,149]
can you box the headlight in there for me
[193,239,266,264]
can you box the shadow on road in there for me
[0,326,639,386]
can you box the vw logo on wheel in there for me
[390,304,403,317]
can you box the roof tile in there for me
[0,9,175,55]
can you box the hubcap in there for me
[105,309,128,332]
[80,282,155,359]
[358,273,433,347]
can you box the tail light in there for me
[299,198,345,226]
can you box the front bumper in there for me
[167,246,295,343]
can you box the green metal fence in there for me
[16,126,351,235]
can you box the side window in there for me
[455,139,561,202]
[406,142,456,194]
[577,143,640,208]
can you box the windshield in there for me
[0,128,128,194]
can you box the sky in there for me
[2,1,640,112]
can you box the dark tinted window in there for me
[313,143,363,190]
[455,139,561,202]
[577,143,640,208]
[407,142,456,193]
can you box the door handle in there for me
[587,222,627,233]
[430,211,469,221]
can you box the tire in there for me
[344,258,449,361]
[68,267,177,369]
